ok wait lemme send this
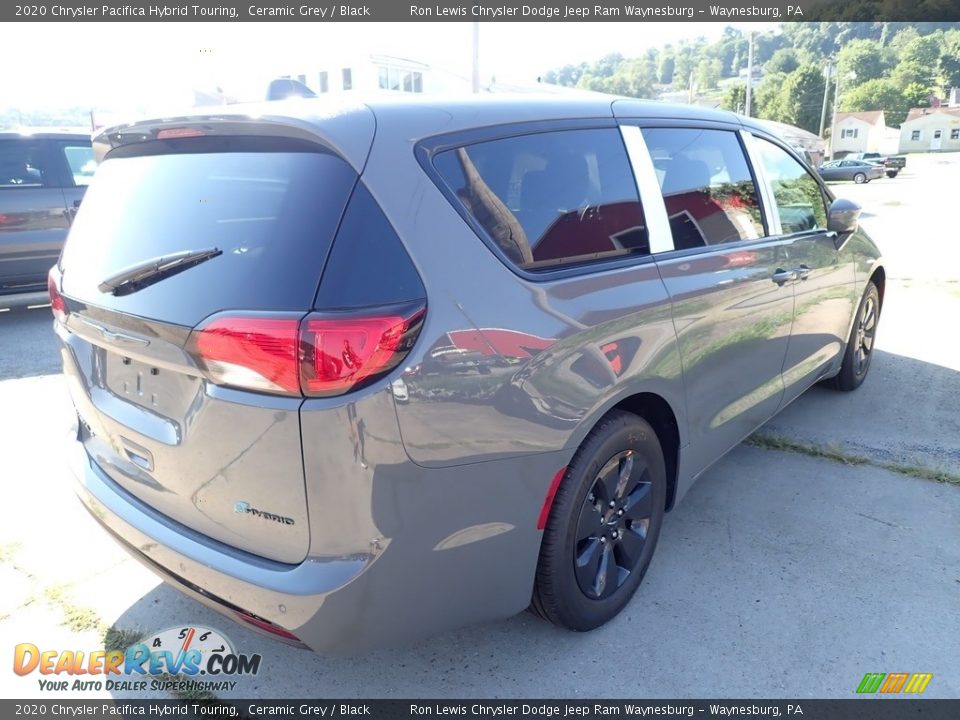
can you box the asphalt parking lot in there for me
[0,153,958,700]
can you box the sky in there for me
[1,22,778,115]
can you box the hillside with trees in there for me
[542,22,960,132]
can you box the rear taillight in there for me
[191,316,302,396]
[188,303,425,398]
[48,267,66,323]
[300,305,424,397]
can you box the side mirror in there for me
[827,197,861,248]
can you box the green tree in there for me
[939,30,960,92]
[754,71,788,121]
[778,64,828,133]
[608,59,657,98]
[900,34,941,69]
[840,78,906,123]
[839,77,931,126]
[721,84,747,114]
[892,60,936,91]
[695,58,722,91]
[837,39,886,86]
[658,51,675,85]
[594,53,624,79]
[766,48,800,75]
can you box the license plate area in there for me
[104,353,163,410]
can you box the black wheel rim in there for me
[574,450,653,600]
[855,295,877,376]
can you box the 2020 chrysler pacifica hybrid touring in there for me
[51,96,884,653]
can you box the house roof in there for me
[904,106,960,123]
[834,111,885,125]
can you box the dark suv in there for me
[0,131,93,297]
[52,97,884,653]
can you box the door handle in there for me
[771,268,797,285]
[795,264,811,280]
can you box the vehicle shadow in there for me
[104,348,960,699]
[0,306,61,380]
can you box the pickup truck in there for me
[847,152,907,177]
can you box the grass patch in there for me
[43,583,72,604]
[747,434,960,486]
[62,604,103,633]
[0,542,22,563]
[155,673,220,702]
[42,583,107,634]
[103,625,143,653]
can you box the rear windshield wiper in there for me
[98,248,222,296]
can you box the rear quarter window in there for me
[433,128,649,272]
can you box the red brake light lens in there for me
[48,267,66,322]
[188,304,425,398]
[192,316,301,396]
[300,305,425,397]
[156,127,206,140]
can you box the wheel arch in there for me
[568,390,683,513]
[611,393,682,512]
[869,264,886,309]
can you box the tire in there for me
[829,281,880,391]
[854,172,867,184]
[531,410,666,631]
[886,170,898,178]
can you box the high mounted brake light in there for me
[156,128,207,140]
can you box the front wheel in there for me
[854,172,867,184]
[531,410,666,631]
[829,281,880,391]
[886,170,898,178]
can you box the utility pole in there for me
[471,22,480,93]
[819,62,832,138]
[829,69,843,160]
[745,31,754,117]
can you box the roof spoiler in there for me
[266,78,317,101]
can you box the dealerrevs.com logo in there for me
[13,625,261,693]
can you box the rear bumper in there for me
[68,434,360,649]
[67,420,566,654]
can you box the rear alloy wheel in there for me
[854,172,867,184]
[531,410,666,631]
[829,281,880,391]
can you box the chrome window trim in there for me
[619,125,674,254]
[739,128,783,237]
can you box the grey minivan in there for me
[1,131,93,296]
[52,96,884,653]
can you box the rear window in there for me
[61,148,357,327]
[433,128,649,272]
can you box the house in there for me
[898,107,960,153]
[288,54,470,96]
[754,119,827,166]
[831,111,897,156]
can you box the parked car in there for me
[0,131,93,296]
[847,152,906,178]
[818,159,885,183]
[52,97,885,654]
